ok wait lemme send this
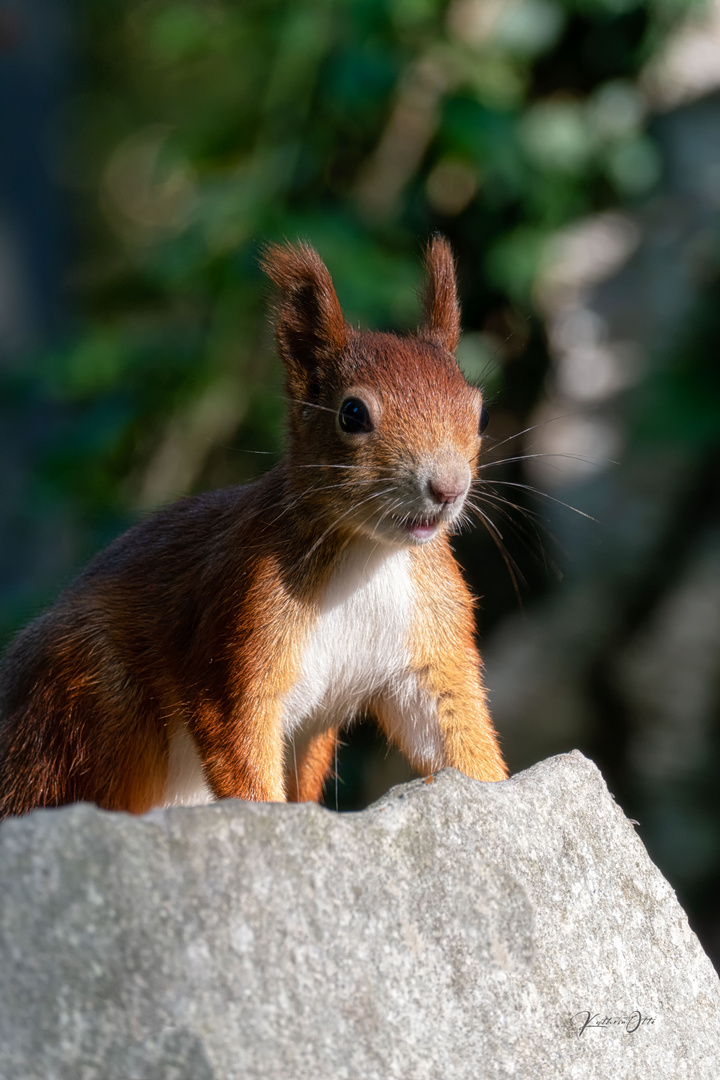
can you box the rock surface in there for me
[0,751,718,1080]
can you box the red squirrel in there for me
[0,237,507,818]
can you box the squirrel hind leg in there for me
[99,708,169,814]
[0,688,168,818]
[285,728,337,804]
[61,688,169,815]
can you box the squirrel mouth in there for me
[393,512,442,541]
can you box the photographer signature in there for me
[571,1009,656,1036]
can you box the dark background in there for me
[2,0,720,966]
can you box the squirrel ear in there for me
[421,235,461,353]
[261,242,348,393]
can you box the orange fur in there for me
[0,237,507,819]
[408,544,507,782]
[286,729,338,803]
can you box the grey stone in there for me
[0,751,718,1080]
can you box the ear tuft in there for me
[260,242,348,390]
[421,235,461,353]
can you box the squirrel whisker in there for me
[301,486,397,563]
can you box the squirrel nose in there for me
[427,464,470,506]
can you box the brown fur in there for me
[0,237,507,820]
[421,235,461,353]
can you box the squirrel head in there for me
[261,237,487,548]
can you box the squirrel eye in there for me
[339,397,373,434]
[479,405,489,435]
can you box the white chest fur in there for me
[281,544,415,735]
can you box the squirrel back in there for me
[0,237,507,819]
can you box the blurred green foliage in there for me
[2,0,696,617]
